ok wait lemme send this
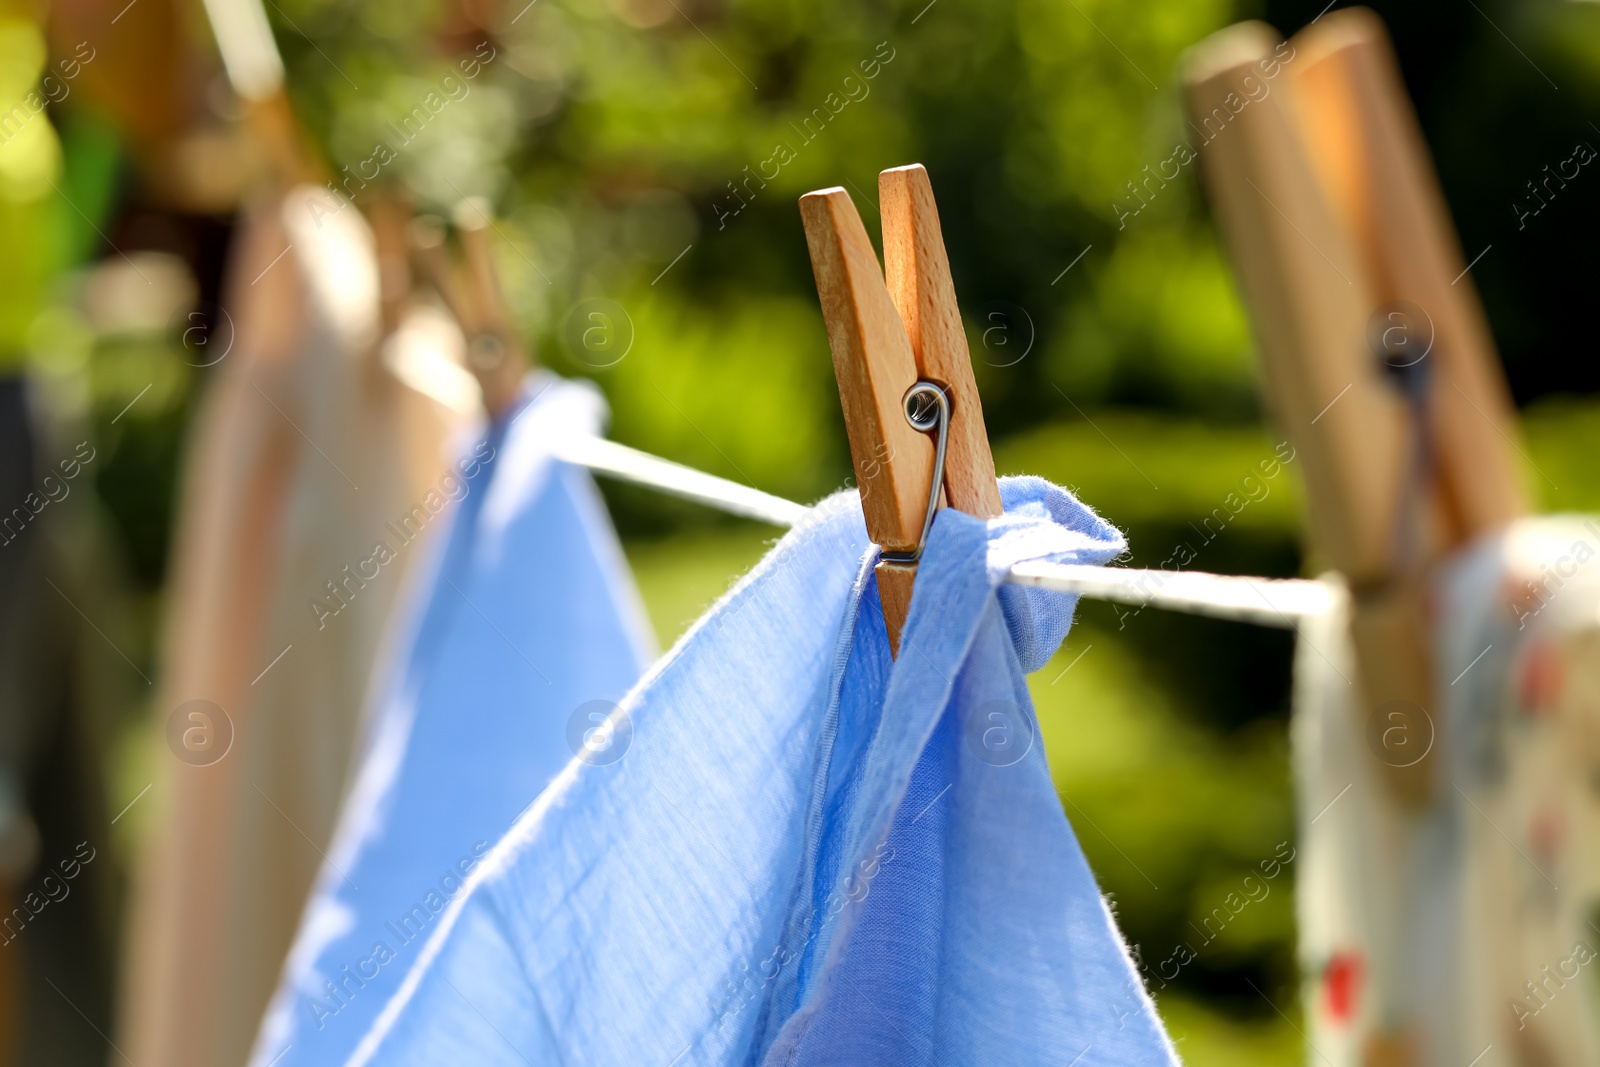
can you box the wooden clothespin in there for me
[242,89,325,188]
[1188,12,1530,810]
[1190,18,1532,1064]
[409,202,529,417]
[366,192,416,339]
[801,164,1002,656]
[1290,10,1529,827]
[1183,23,1433,809]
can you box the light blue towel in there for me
[347,476,1180,1067]
[248,375,655,1067]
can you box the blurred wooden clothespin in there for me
[366,192,416,338]
[1183,11,1526,811]
[243,90,324,188]
[1291,9,1529,819]
[196,0,323,187]
[409,201,530,417]
[800,164,1003,656]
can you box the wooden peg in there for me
[241,89,324,188]
[1289,7,1527,542]
[408,206,528,417]
[1184,24,1435,808]
[1280,10,1534,825]
[367,193,414,338]
[801,187,934,654]
[801,170,1001,656]
[880,164,1003,521]
[455,203,531,417]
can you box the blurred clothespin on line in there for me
[366,193,419,340]
[800,164,1003,657]
[200,0,324,187]
[1183,7,1527,809]
[409,201,530,418]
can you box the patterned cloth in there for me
[1296,517,1600,1067]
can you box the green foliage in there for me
[1522,395,1600,514]
[264,0,1276,510]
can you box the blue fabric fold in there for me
[347,475,1179,1067]
[247,376,655,1067]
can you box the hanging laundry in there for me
[1436,519,1600,1067]
[248,373,654,1067]
[117,186,468,1067]
[1291,581,1418,1067]
[345,477,1180,1067]
[1295,518,1600,1067]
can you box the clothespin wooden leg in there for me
[879,165,1003,521]
[1183,24,1404,581]
[1284,9,1528,810]
[367,193,414,339]
[801,166,1000,656]
[408,204,530,418]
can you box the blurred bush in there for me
[265,0,1272,524]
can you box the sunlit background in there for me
[8,0,1600,1061]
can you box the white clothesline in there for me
[556,435,811,527]
[1007,561,1333,628]
[557,434,1332,629]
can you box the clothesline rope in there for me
[558,434,1333,627]
[555,435,810,527]
[1007,561,1333,627]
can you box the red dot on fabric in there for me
[1323,951,1363,1025]
[1529,807,1565,860]
[1518,643,1565,716]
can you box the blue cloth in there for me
[347,476,1180,1067]
[248,376,655,1067]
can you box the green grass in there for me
[1158,995,1303,1066]
[621,523,779,648]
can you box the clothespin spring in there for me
[878,382,950,566]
